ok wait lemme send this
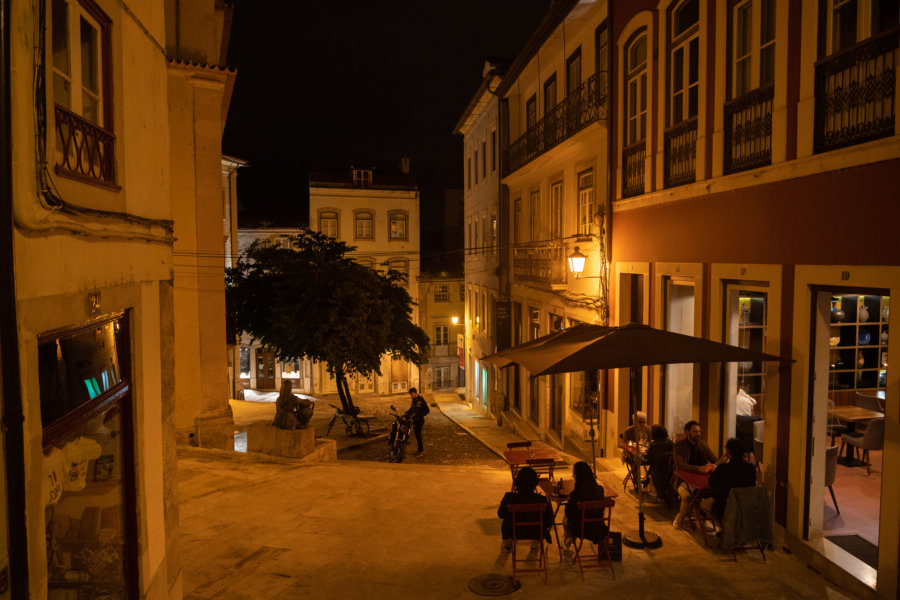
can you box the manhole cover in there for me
[468,573,520,596]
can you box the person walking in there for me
[405,387,429,456]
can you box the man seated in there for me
[708,437,757,522]
[672,420,720,529]
[646,425,676,510]
[621,411,651,488]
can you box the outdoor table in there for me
[619,440,649,489]
[674,468,715,531]
[502,448,563,490]
[827,406,883,466]
[537,477,617,558]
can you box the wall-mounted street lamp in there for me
[451,315,459,325]
[568,246,603,279]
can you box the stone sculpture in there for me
[273,380,314,429]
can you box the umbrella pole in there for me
[623,368,662,549]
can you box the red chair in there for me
[526,458,556,483]
[508,503,549,582]
[572,499,615,580]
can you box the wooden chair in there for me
[506,441,532,450]
[572,499,616,580]
[824,445,839,515]
[526,458,556,483]
[841,417,884,475]
[508,503,548,582]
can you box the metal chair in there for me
[824,445,839,515]
[526,458,556,483]
[508,503,549,582]
[572,499,616,580]
[841,417,884,475]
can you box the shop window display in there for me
[39,315,136,599]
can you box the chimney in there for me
[400,156,410,174]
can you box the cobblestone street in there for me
[338,403,507,467]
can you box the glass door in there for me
[664,279,695,431]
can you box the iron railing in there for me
[814,28,898,153]
[663,117,697,188]
[622,140,646,198]
[55,105,116,185]
[503,74,605,176]
[724,84,774,174]
[512,242,566,286]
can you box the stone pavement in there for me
[178,392,858,599]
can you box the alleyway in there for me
[178,395,858,599]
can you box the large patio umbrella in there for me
[484,322,784,548]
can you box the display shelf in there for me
[828,294,889,394]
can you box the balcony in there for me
[724,85,773,174]
[55,105,117,187]
[512,242,566,286]
[503,74,605,177]
[663,117,697,188]
[814,27,898,154]
[622,140,646,198]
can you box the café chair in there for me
[526,458,556,483]
[841,417,884,476]
[507,441,532,450]
[854,392,882,412]
[507,503,549,582]
[719,486,773,561]
[824,446,839,515]
[572,499,616,581]
[826,399,847,446]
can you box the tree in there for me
[226,229,429,415]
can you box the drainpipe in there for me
[1,0,30,595]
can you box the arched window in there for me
[623,30,648,198]
[669,0,700,126]
[354,210,373,239]
[387,258,409,278]
[319,210,338,238]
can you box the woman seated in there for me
[708,437,757,522]
[646,424,676,510]
[564,461,607,546]
[497,467,554,551]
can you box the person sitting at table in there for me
[646,425,676,510]
[621,411,651,488]
[563,461,607,548]
[498,467,554,551]
[707,437,757,522]
[672,420,721,529]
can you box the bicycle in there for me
[325,403,372,437]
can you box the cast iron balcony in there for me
[55,105,117,186]
[663,117,697,188]
[724,84,774,174]
[814,27,898,154]
[503,74,604,177]
[622,140,646,198]
[512,242,566,287]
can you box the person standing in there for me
[405,387,429,456]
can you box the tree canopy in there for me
[226,229,429,413]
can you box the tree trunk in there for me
[334,366,358,415]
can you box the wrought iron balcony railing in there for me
[724,85,773,174]
[55,105,117,186]
[663,117,697,188]
[512,242,566,286]
[814,27,898,154]
[622,140,646,198]
[503,74,605,176]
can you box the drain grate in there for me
[468,573,520,596]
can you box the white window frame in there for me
[388,210,408,241]
[625,33,648,145]
[435,325,449,346]
[577,170,594,236]
[731,0,776,99]
[826,0,899,55]
[434,284,450,303]
[51,0,106,124]
[529,189,540,243]
[549,181,563,240]
[669,0,701,126]
[355,210,374,240]
[319,210,339,238]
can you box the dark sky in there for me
[222,0,550,235]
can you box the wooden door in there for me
[256,352,276,390]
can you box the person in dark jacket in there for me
[646,425,676,510]
[707,437,757,521]
[564,461,607,546]
[498,467,554,551]
[404,387,429,456]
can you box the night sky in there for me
[222,0,550,265]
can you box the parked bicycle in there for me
[326,403,371,437]
[387,405,411,463]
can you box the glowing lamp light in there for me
[451,315,459,325]
[567,246,587,275]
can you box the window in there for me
[526,94,537,130]
[434,366,451,388]
[51,0,115,185]
[529,190,540,243]
[490,207,498,255]
[387,258,408,278]
[466,220,472,255]
[669,0,700,125]
[731,0,776,98]
[319,210,338,238]
[566,47,582,95]
[435,325,449,345]
[625,33,648,145]
[467,156,471,189]
[482,213,488,254]
[513,198,523,245]
[434,284,450,302]
[355,210,374,239]
[481,140,487,177]
[491,130,497,171]
[828,0,899,53]
[577,170,594,236]
[549,181,563,240]
[459,284,465,302]
[596,22,609,109]
[352,169,372,186]
[544,73,558,114]
[389,210,408,240]
[474,149,479,184]
[357,257,375,270]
